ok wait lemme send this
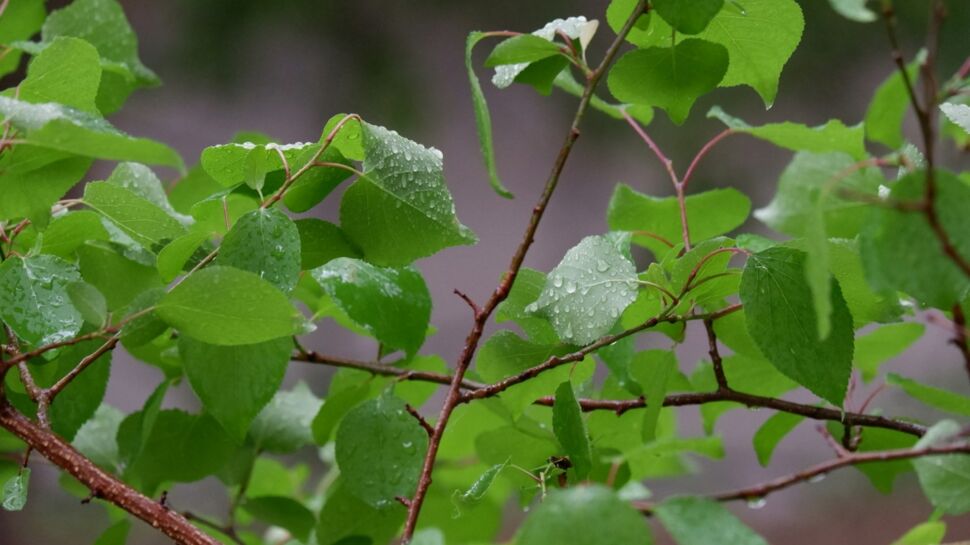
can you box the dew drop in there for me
[746,497,767,510]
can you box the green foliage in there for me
[0,1,968,544]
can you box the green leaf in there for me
[828,0,877,22]
[92,520,131,545]
[607,184,750,257]
[157,266,303,345]
[865,56,922,149]
[312,382,370,445]
[295,218,361,270]
[181,336,292,442]
[156,231,211,282]
[494,268,558,344]
[708,107,866,160]
[0,147,91,227]
[491,17,596,90]
[117,380,169,466]
[67,281,107,327]
[887,374,970,417]
[189,193,258,236]
[317,480,406,545]
[656,496,767,545]
[202,140,312,189]
[752,412,803,466]
[77,243,163,311]
[335,394,429,508]
[0,0,44,78]
[242,496,315,542]
[941,103,970,135]
[106,162,190,224]
[19,37,100,113]
[652,0,724,34]
[72,404,125,473]
[454,462,507,507]
[312,258,431,356]
[126,410,235,492]
[739,247,854,405]
[553,381,593,479]
[891,521,947,545]
[40,210,109,257]
[248,382,322,453]
[826,422,915,493]
[340,121,477,265]
[83,182,187,251]
[465,32,513,199]
[0,96,182,168]
[629,350,677,443]
[694,0,804,106]
[526,234,638,345]
[606,0,663,49]
[217,208,301,293]
[913,420,970,514]
[860,170,970,309]
[119,288,168,348]
[0,254,82,347]
[1,469,30,511]
[516,485,653,545]
[485,35,562,67]
[282,152,355,212]
[608,39,728,124]
[854,323,924,381]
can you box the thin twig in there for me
[704,319,729,391]
[405,404,434,437]
[951,305,970,384]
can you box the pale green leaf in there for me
[752,412,803,466]
[465,31,513,198]
[865,55,922,149]
[516,485,653,545]
[854,323,924,381]
[656,496,767,545]
[708,106,866,160]
[887,374,970,417]
[248,382,322,453]
[913,420,970,514]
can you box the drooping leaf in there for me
[312,258,431,356]
[608,39,728,124]
[656,496,767,545]
[607,184,750,257]
[526,234,638,345]
[708,107,866,160]
[516,485,653,545]
[340,122,476,265]
[739,247,854,405]
[181,336,293,442]
[465,31,513,198]
[491,17,596,89]
[913,420,970,514]
[553,381,593,479]
[335,394,429,508]
[157,266,303,345]
[860,170,970,309]
[752,412,803,466]
[652,0,724,34]
[0,254,82,348]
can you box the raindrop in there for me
[746,497,767,510]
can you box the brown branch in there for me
[400,3,649,540]
[634,442,970,513]
[405,404,434,437]
[950,305,970,384]
[1,328,117,369]
[46,335,119,401]
[0,399,217,544]
[294,351,484,390]
[704,319,729,390]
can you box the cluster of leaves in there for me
[0,0,969,545]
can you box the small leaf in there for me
[891,521,947,545]
[913,420,970,514]
[629,350,676,443]
[656,496,767,545]
[340,122,476,265]
[181,336,293,442]
[941,103,970,135]
[494,268,558,344]
[752,412,803,466]
[454,462,507,506]
[465,32,513,198]
[485,34,562,67]
[828,0,877,22]
[218,207,301,293]
[652,0,724,34]
[335,394,429,508]
[886,374,970,417]
[312,258,431,356]
[526,234,638,345]
[2,469,30,511]
[553,381,593,479]
[739,247,854,405]
[516,485,653,545]
[157,266,303,345]
[67,281,107,327]
[608,39,728,124]
[491,17,595,89]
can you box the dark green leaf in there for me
[0,254,82,347]
[218,207,301,293]
[553,381,593,479]
[608,39,728,124]
[282,149,355,212]
[66,282,106,327]
[335,394,429,508]
[77,243,162,311]
[317,480,406,545]
[157,266,303,345]
[242,496,315,541]
[656,496,767,545]
[740,247,854,405]
[752,412,803,466]
[652,0,724,34]
[295,218,361,270]
[516,485,653,545]
[0,147,91,227]
[181,336,292,442]
[312,382,371,445]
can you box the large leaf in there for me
[526,234,639,345]
[913,420,970,514]
[312,258,431,356]
[340,122,476,265]
[656,496,768,545]
[739,247,854,405]
[218,207,301,293]
[157,266,303,345]
[516,485,653,545]
[860,170,970,309]
[608,39,728,124]
[335,394,429,508]
[181,336,293,442]
[19,37,100,113]
[607,184,750,256]
[0,255,82,347]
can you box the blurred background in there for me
[3,0,970,543]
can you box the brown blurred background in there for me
[2,0,970,543]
